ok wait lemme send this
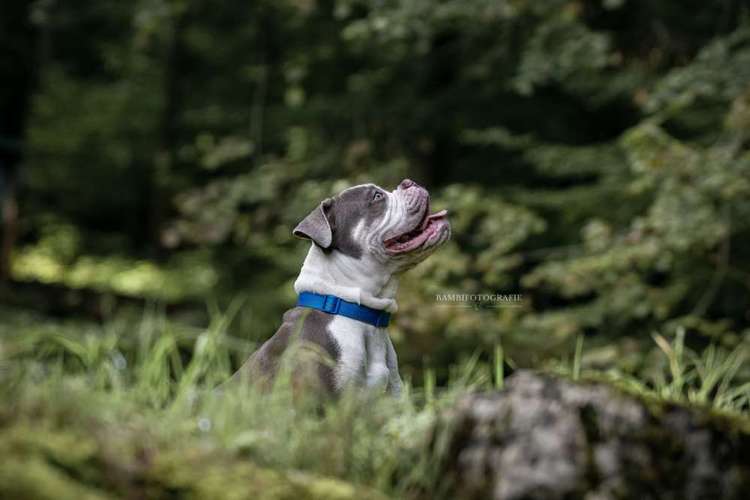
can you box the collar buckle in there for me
[321,295,341,314]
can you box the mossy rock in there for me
[432,371,750,500]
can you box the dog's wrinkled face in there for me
[294,179,450,272]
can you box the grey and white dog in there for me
[230,179,450,396]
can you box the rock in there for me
[432,371,750,500]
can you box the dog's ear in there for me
[293,198,334,249]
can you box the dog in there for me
[229,179,450,396]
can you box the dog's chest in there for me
[327,316,391,389]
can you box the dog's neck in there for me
[294,245,399,313]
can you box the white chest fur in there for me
[327,316,403,395]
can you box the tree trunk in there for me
[0,180,18,282]
[148,8,188,257]
[0,0,38,283]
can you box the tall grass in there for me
[650,327,750,411]
[1,306,749,499]
[552,326,750,415]
[0,305,488,499]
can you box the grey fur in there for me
[326,185,388,258]
[293,198,334,249]
[231,307,340,394]
[293,185,388,258]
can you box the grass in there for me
[0,304,487,499]
[649,327,750,410]
[1,306,749,499]
[493,342,504,389]
[11,222,218,301]
[551,327,750,416]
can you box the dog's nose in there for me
[399,179,416,190]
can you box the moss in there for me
[0,422,387,500]
[151,448,387,500]
[0,458,112,500]
[551,369,750,433]
[0,424,98,467]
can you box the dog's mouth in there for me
[384,202,449,255]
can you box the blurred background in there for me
[2,0,750,386]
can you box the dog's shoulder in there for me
[275,307,339,356]
[234,307,340,390]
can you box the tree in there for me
[0,0,37,282]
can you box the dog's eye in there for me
[373,192,384,201]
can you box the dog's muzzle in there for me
[383,179,450,255]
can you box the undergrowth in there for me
[0,303,485,499]
[551,327,750,416]
[1,305,749,499]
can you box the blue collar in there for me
[297,291,391,328]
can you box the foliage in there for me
[5,2,750,497]
[0,305,490,499]
[551,327,750,414]
[3,0,750,425]
[1,306,749,498]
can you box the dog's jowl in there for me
[230,179,451,396]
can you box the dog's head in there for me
[293,179,450,272]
